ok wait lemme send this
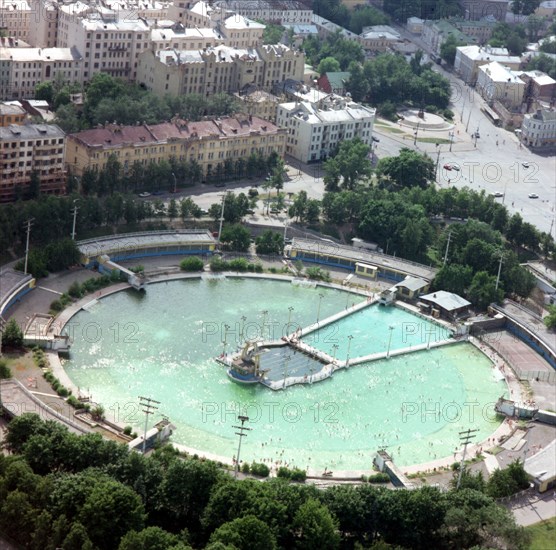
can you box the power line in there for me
[138,396,160,454]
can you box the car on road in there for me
[444,163,460,171]
[522,162,530,168]
[490,192,504,198]
[372,136,380,142]
[443,164,453,171]
[528,193,539,199]
[270,208,279,214]
[151,190,164,196]
[138,192,151,198]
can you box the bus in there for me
[481,106,501,127]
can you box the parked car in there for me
[443,164,453,171]
[528,193,539,199]
[522,162,530,168]
[490,192,504,198]
[138,192,151,198]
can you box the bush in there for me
[0,359,11,379]
[248,188,259,198]
[368,473,390,483]
[443,109,454,120]
[123,426,133,436]
[68,281,83,299]
[277,466,306,482]
[228,258,249,272]
[241,462,251,474]
[306,266,331,282]
[50,300,63,312]
[130,265,144,273]
[180,256,205,272]
[210,257,229,272]
[250,462,270,477]
[1,318,24,348]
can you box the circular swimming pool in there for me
[63,277,506,471]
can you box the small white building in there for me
[276,94,375,163]
[521,107,556,149]
[406,17,424,35]
[476,61,526,109]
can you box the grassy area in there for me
[526,517,556,550]
[417,137,451,144]
[380,126,405,134]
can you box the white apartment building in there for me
[57,3,151,82]
[216,13,265,49]
[276,94,375,163]
[0,0,31,42]
[476,61,526,109]
[212,0,312,25]
[454,45,521,85]
[0,123,66,202]
[521,108,556,149]
[0,46,83,100]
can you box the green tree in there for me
[317,57,341,75]
[220,224,251,252]
[2,318,24,348]
[255,230,284,255]
[180,256,205,271]
[62,521,94,550]
[28,170,41,200]
[261,22,285,45]
[467,271,504,310]
[346,62,369,102]
[440,34,464,66]
[210,515,277,550]
[118,526,184,550]
[329,138,372,190]
[0,358,10,379]
[433,264,473,296]
[293,498,340,550]
[511,0,541,15]
[35,81,54,103]
[376,148,435,189]
[544,305,556,329]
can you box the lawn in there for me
[526,517,556,550]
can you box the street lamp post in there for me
[287,306,294,334]
[261,310,268,340]
[71,199,79,240]
[413,122,420,145]
[217,193,227,246]
[346,335,353,367]
[172,172,177,194]
[316,293,324,324]
[449,131,455,152]
[386,325,395,358]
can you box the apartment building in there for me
[168,0,213,26]
[276,94,375,163]
[0,102,27,125]
[0,123,66,203]
[57,4,151,82]
[359,25,402,54]
[234,87,280,122]
[0,46,83,100]
[521,107,556,149]
[454,45,521,85]
[66,115,286,180]
[0,0,31,43]
[216,13,265,49]
[149,23,223,51]
[422,20,476,56]
[459,0,511,21]
[476,61,526,109]
[212,0,312,25]
[450,18,497,44]
[138,43,303,96]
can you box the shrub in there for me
[130,265,144,273]
[443,109,454,120]
[123,426,133,436]
[180,256,205,272]
[241,462,251,474]
[210,257,229,272]
[228,258,249,272]
[290,468,307,482]
[56,386,70,397]
[68,281,83,298]
[0,359,11,379]
[368,473,390,483]
[250,462,270,477]
[1,318,24,348]
[248,188,259,198]
[306,266,331,282]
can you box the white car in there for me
[490,192,504,198]
[522,162,530,168]
[528,193,539,199]
[138,192,151,198]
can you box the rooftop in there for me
[524,438,556,483]
[0,46,83,62]
[222,14,264,30]
[420,291,471,311]
[394,277,429,292]
[0,123,65,141]
[479,61,525,83]
[0,103,26,116]
[457,45,521,64]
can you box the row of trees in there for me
[49,73,242,134]
[0,413,531,550]
[312,0,390,34]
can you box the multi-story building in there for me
[234,87,280,122]
[168,0,213,27]
[0,123,66,202]
[276,94,375,163]
[518,70,556,104]
[0,46,83,100]
[454,45,521,85]
[459,0,511,21]
[316,71,350,96]
[212,0,312,25]
[476,61,526,109]
[66,115,286,180]
[149,23,223,51]
[215,13,265,49]
[57,4,151,82]
[521,107,556,149]
[0,0,31,43]
[137,43,303,96]
[359,25,402,54]
[450,18,497,44]
[0,102,27,125]
[28,0,59,47]
[422,20,477,56]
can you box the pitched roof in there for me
[324,71,350,90]
[420,291,471,311]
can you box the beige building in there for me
[234,87,280,122]
[138,43,304,96]
[66,115,286,180]
[0,46,83,100]
[0,102,27,125]
[168,0,213,27]
[454,45,521,85]
[359,25,402,54]
[57,4,151,82]
[0,123,66,203]
[213,0,312,25]
[521,107,556,149]
[0,0,31,42]
[149,23,223,51]
[476,61,526,109]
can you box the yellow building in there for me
[0,102,26,126]
[66,114,286,179]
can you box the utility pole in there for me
[443,231,452,266]
[495,251,504,291]
[456,428,479,490]
[233,415,252,478]
[71,199,79,240]
[138,396,160,454]
[217,193,226,246]
[23,218,34,275]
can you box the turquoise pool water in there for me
[63,278,505,470]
